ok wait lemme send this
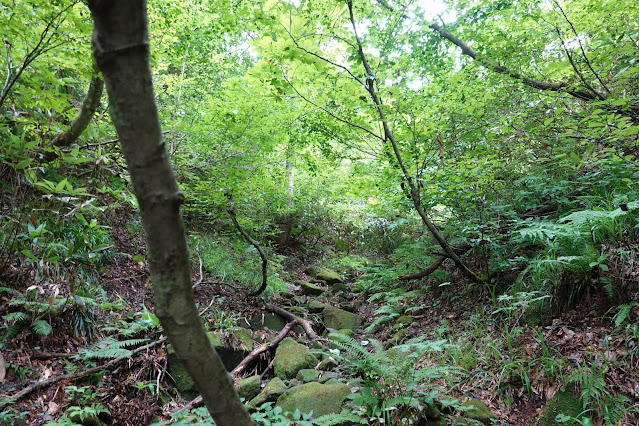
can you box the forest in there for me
[0,0,638,424]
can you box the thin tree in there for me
[86,1,254,424]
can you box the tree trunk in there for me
[86,2,254,425]
[52,67,104,149]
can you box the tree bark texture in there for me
[86,2,254,424]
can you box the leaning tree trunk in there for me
[86,2,254,425]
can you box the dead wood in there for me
[265,302,318,340]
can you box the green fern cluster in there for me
[74,337,148,360]
[325,333,460,423]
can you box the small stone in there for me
[318,372,340,383]
[318,357,338,371]
[249,377,287,407]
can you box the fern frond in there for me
[76,337,149,360]
[4,312,28,322]
[31,319,52,336]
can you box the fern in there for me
[75,337,149,360]
[3,312,28,322]
[613,302,639,326]
[314,410,368,425]
[31,319,52,336]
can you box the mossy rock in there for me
[385,329,407,348]
[279,291,295,299]
[539,384,583,425]
[273,337,318,380]
[460,400,494,424]
[316,269,343,284]
[395,315,414,327]
[318,371,340,383]
[308,300,329,313]
[166,344,196,392]
[276,381,350,417]
[206,331,248,370]
[250,314,287,332]
[236,375,261,401]
[523,297,553,327]
[305,266,319,278]
[296,369,320,382]
[233,328,254,352]
[67,412,108,426]
[331,282,349,293]
[318,356,338,371]
[300,281,324,296]
[249,377,287,406]
[401,402,442,425]
[323,306,362,331]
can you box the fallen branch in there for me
[266,303,318,340]
[231,321,296,379]
[175,321,296,414]
[0,336,166,409]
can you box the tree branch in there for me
[226,193,268,297]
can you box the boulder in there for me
[276,382,350,417]
[323,306,362,331]
[249,377,287,406]
[273,337,318,380]
[236,375,261,401]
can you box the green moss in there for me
[249,377,287,406]
[276,382,350,417]
[460,400,493,423]
[539,385,583,426]
[323,306,362,331]
[273,338,318,380]
[316,269,343,284]
[236,375,261,401]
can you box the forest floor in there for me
[1,208,639,425]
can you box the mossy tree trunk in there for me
[86,1,254,424]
